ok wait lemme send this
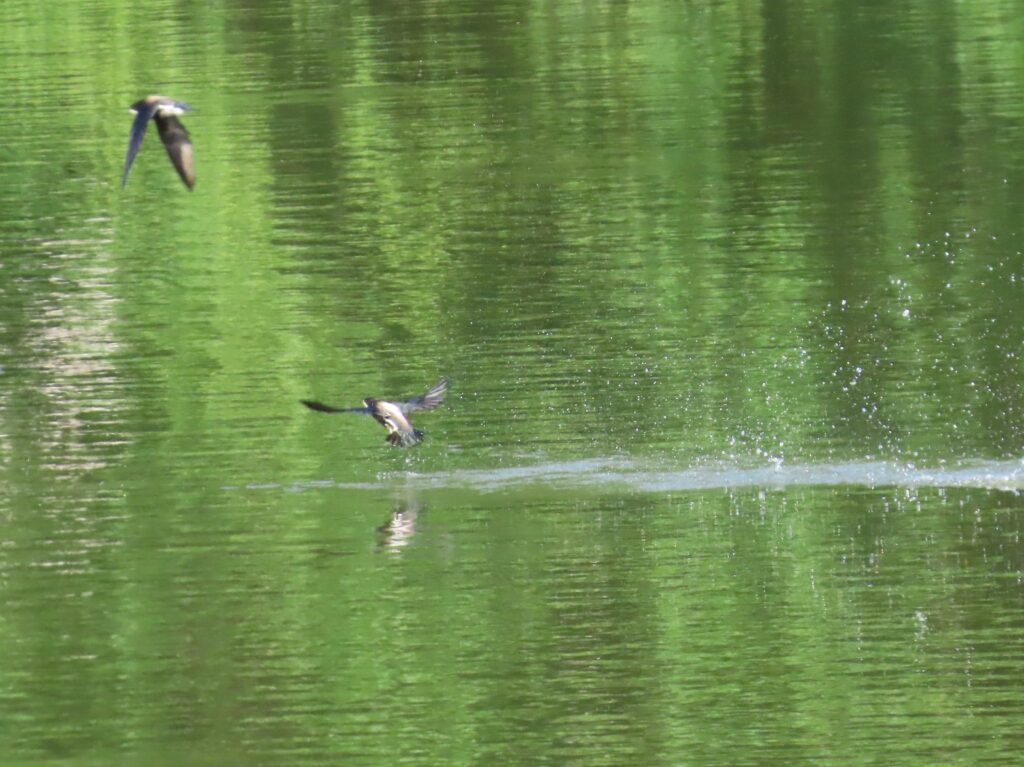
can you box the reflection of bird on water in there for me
[122,95,196,190]
[301,377,448,447]
[377,499,422,550]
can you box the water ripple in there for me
[275,458,1024,494]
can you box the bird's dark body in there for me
[301,378,448,447]
[122,95,195,190]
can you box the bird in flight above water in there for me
[122,95,195,190]
[301,377,449,447]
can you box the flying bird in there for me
[301,377,449,447]
[122,95,195,189]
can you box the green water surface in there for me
[2,1,1024,765]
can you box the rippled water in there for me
[3,1,1024,765]
[276,457,1024,494]
[6,475,1023,766]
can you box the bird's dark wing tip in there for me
[301,399,339,413]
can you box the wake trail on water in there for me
[273,458,1024,494]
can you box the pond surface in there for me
[2,1,1024,765]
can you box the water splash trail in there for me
[273,458,1024,494]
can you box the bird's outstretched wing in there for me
[400,377,449,413]
[300,400,370,414]
[122,104,156,188]
[155,114,195,189]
